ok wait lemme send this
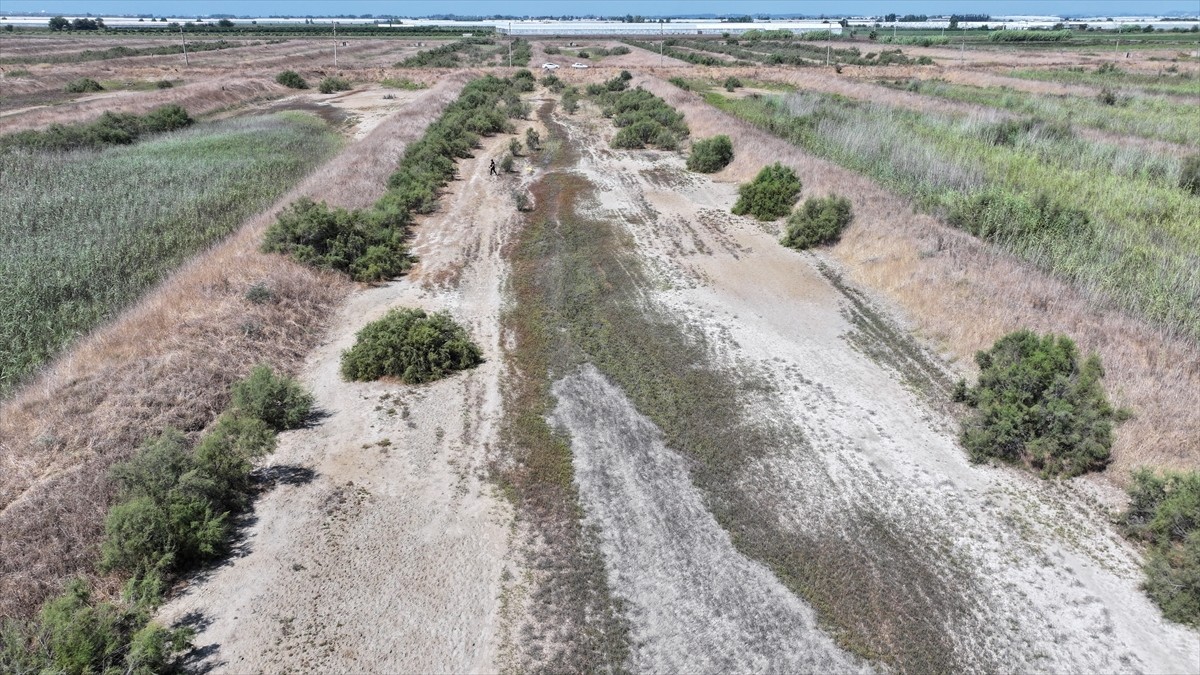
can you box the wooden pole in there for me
[180,24,188,66]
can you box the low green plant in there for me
[380,76,424,90]
[340,308,483,383]
[276,69,308,89]
[953,330,1124,477]
[561,86,580,114]
[65,77,103,93]
[261,197,411,282]
[500,153,515,172]
[723,76,743,91]
[526,127,540,151]
[781,195,853,249]
[596,87,688,151]
[668,76,691,90]
[731,162,802,221]
[1180,154,1200,195]
[1124,469,1200,625]
[540,73,563,91]
[318,75,351,94]
[230,364,313,431]
[509,137,522,156]
[686,135,733,173]
[154,79,174,89]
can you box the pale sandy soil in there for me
[157,120,528,674]
[548,94,1199,672]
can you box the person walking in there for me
[489,158,498,176]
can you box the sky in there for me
[1,0,1195,17]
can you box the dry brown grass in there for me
[640,73,1200,482]
[0,76,468,620]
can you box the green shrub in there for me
[101,430,227,574]
[509,137,522,156]
[65,77,103,93]
[1124,469,1200,625]
[562,87,579,114]
[318,76,352,94]
[596,87,688,151]
[261,197,411,282]
[0,105,193,152]
[0,578,191,675]
[276,69,308,89]
[723,76,743,91]
[543,45,561,54]
[1180,154,1200,195]
[540,73,563,91]
[731,163,802,221]
[947,190,1090,245]
[668,76,691,90]
[500,153,515,172]
[340,308,483,383]
[230,364,313,431]
[954,330,1123,477]
[194,413,276,510]
[686,135,733,173]
[154,79,174,89]
[781,195,853,249]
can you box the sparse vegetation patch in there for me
[1124,469,1200,626]
[276,69,308,89]
[1,105,193,152]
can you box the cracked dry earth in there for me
[160,89,1198,674]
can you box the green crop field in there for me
[1007,66,1200,97]
[0,113,340,395]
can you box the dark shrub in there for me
[1180,154,1200,195]
[275,70,308,89]
[340,308,483,383]
[138,104,192,133]
[781,195,853,249]
[1124,469,1200,625]
[723,76,743,91]
[261,198,411,282]
[0,105,191,151]
[318,76,352,94]
[230,364,313,431]
[193,413,276,509]
[154,79,174,89]
[947,190,1090,244]
[686,135,733,173]
[668,76,691,90]
[954,330,1123,477]
[731,163,802,221]
[540,73,563,91]
[65,77,103,93]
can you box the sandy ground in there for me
[157,124,526,672]
[546,97,1200,673]
[551,366,869,673]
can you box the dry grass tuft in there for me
[0,75,469,619]
[638,73,1200,481]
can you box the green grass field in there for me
[1007,66,1200,98]
[0,113,340,395]
[898,78,1200,146]
[706,87,1200,340]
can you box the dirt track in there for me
[157,109,529,673]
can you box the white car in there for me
[541,62,560,70]
[571,62,589,69]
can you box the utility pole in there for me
[826,44,831,65]
[180,23,188,66]
[509,40,512,67]
[333,22,338,68]
[660,21,664,67]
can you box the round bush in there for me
[275,70,308,89]
[340,308,483,383]
[731,163,802,221]
[318,76,352,94]
[781,195,853,250]
[1180,154,1200,196]
[954,330,1123,477]
[686,135,733,173]
[230,364,313,431]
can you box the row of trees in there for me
[47,16,104,30]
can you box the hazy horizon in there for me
[2,0,1197,18]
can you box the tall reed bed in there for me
[0,113,340,395]
[707,89,1200,340]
